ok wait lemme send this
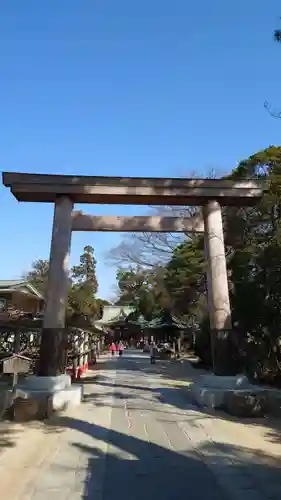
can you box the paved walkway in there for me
[1,351,281,499]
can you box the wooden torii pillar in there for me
[203,201,232,373]
[38,196,73,376]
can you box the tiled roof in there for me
[0,280,44,299]
[95,305,135,325]
[0,280,25,288]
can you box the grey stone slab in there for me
[159,420,188,450]
[215,472,256,491]
[30,489,70,500]
[224,489,265,500]
[32,467,78,491]
[97,365,228,500]
[19,351,276,500]
[260,482,281,499]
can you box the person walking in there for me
[110,342,117,357]
[150,342,157,364]
[118,341,124,357]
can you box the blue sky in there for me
[1,0,281,300]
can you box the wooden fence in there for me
[0,321,105,380]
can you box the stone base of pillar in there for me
[10,374,83,422]
[37,328,68,377]
[190,374,269,416]
[211,329,237,376]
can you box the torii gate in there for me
[2,172,266,376]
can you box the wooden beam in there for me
[71,212,205,233]
[2,172,267,206]
[1,172,266,188]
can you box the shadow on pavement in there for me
[94,355,191,378]
[45,415,225,500]
[84,357,281,447]
[2,351,281,499]
[40,353,281,498]
[0,423,21,450]
[44,415,281,500]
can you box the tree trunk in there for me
[37,328,68,376]
[176,336,181,358]
[13,329,21,354]
[211,329,236,375]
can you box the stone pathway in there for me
[1,351,281,499]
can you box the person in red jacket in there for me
[110,342,117,356]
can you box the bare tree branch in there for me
[106,168,221,269]
[106,205,199,268]
[263,25,281,120]
[264,101,281,120]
